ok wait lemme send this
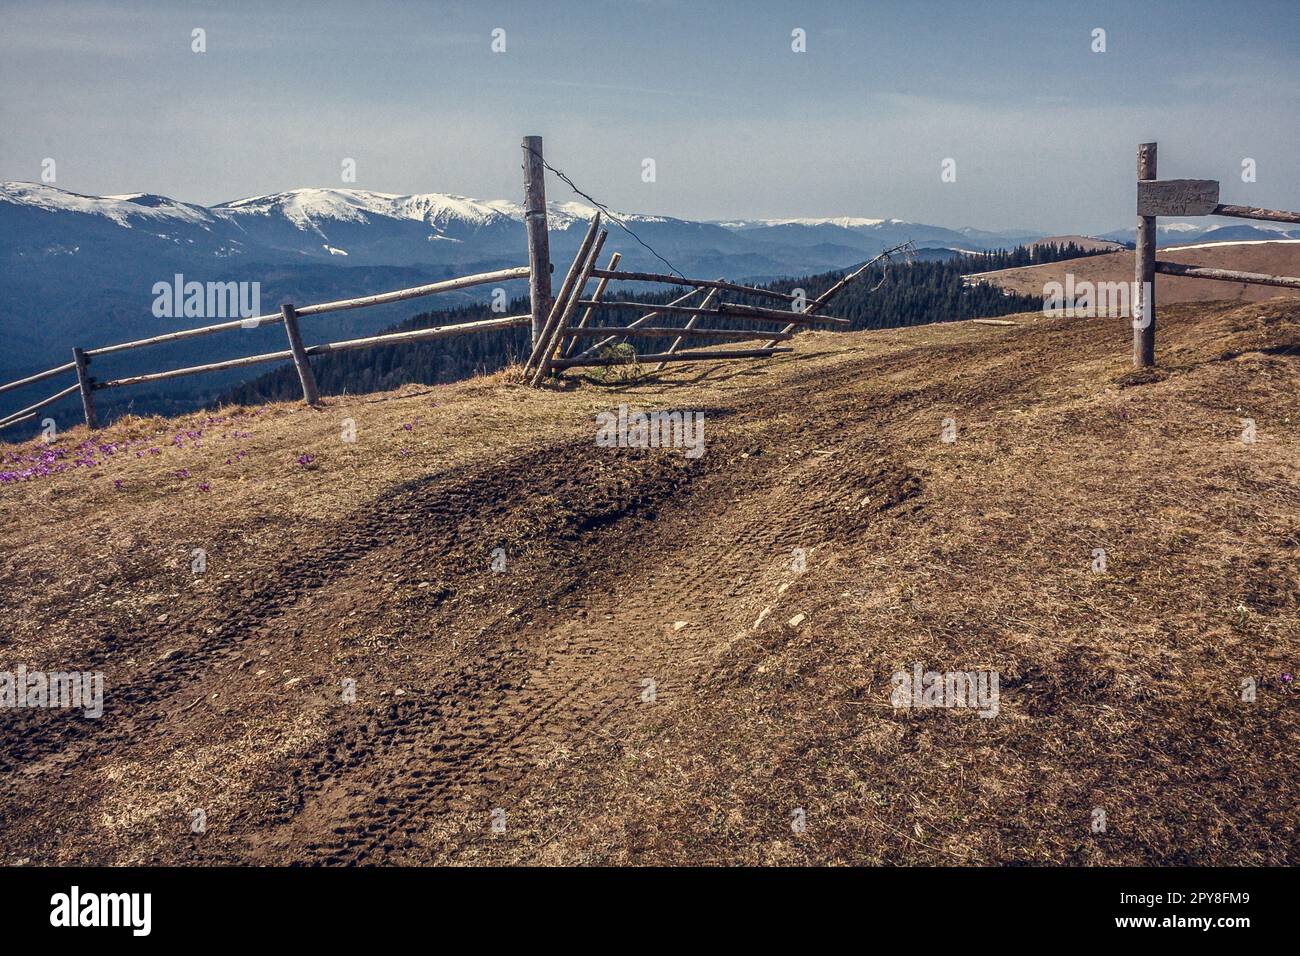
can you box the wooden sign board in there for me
[1138,179,1220,217]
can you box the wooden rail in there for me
[0,383,81,430]
[93,315,534,390]
[0,265,533,432]
[564,325,791,340]
[85,314,282,358]
[293,267,529,317]
[0,362,76,397]
[577,300,849,326]
[550,347,791,368]
[1152,261,1300,290]
[1132,142,1300,367]
[587,269,801,304]
[1212,204,1300,225]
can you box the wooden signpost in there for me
[1133,143,1158,368]
[1131,142,1300,369]
[1137,179,1220,217]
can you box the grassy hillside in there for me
[1,297,1296,864]
[969,240,1300,310]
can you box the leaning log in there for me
[531,228,607,386]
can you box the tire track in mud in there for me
[0,435,713,777]
[214,427,923,864]
[2,320,1093,863]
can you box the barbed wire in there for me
[525,144,687,280]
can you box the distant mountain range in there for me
[0,182,1042,382]
[1099,221,1300,246]
[3,181,1297,389]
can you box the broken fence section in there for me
[523,235,913,387]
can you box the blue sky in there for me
[2,0,1298,232]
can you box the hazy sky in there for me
[2,0,1298,233]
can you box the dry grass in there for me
[1,300,1296,866]
[970,240,1300,309]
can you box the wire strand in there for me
[525,144,687,280]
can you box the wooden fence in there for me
[0,266,533,432]
[521,220,904,387]
[0,135,888,431]
[1133,141,1300,367]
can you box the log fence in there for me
[0,264,533,432]
[521,235,895,386]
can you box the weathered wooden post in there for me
[530,228,607,387]
[280,303,320,405]
[71,346,97,429]
[522,135,553,350]
[1134,142,1158,367]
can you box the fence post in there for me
[71,346,98,430]
[1134,142,1158,367]
[522,135,553,350]
[280,303,320,405]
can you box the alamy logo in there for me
[50,886,151,936]
[1042,275,1152,323]
[0,666,103,718]
[891,664,999,718]
[595,404,704,459]
[152,274,261,319]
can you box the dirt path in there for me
[2,301,1297,865]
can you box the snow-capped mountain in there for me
[0,180,1063,381]
[1,181,1043,271]
[1100,219,1300,246]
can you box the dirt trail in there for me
[2,301,1297,865]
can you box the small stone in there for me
[788,613,806,628]
[673,621,689,631]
